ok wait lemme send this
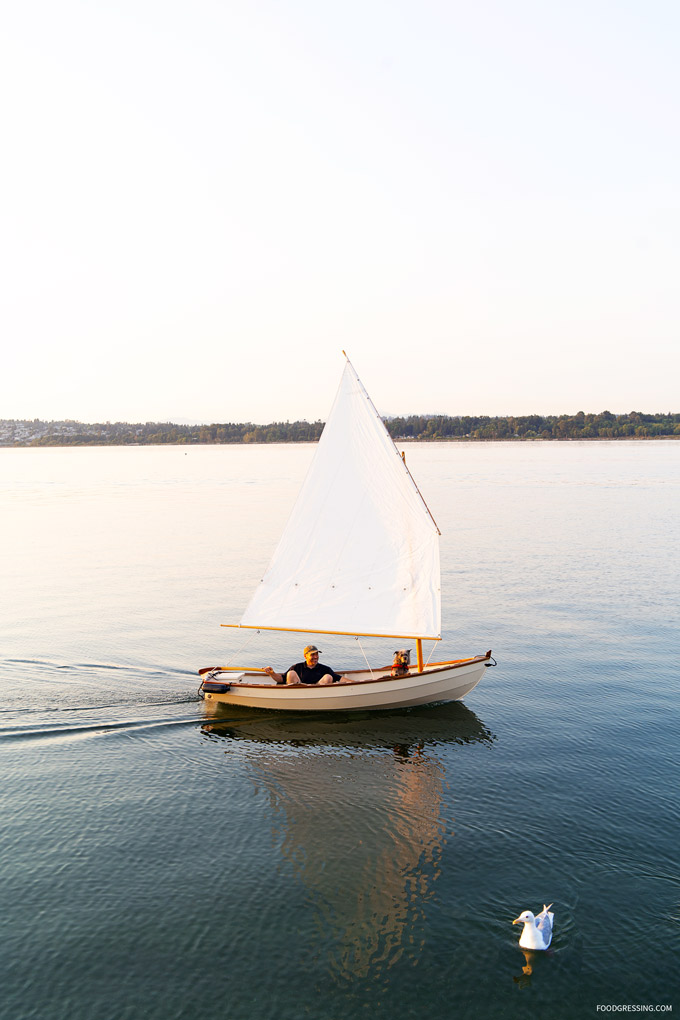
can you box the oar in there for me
[198,666,269,676]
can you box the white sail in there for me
[239,358,441,639]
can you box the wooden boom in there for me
[221,623,441,641]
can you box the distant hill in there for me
[2,411,679,447]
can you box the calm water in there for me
[1,442,678,1020]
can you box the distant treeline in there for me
[2,410,679,447]
[387,410,680,440]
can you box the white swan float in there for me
[512,904,554,950]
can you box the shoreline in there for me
[3,435,679,449]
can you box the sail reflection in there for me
[202,703,495,982]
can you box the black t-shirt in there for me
[286,661,342,684]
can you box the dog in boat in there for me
[391,649,411,677]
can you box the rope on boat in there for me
[354,636,375,679]
[424,643,437,668]
[225,627,261,667]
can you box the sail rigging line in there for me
[424,642,437,668]
[223,626,260,667]
[343,352,441,537]
[354,635,375,679]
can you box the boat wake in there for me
[0,713,201,745]
[0,657,201,741]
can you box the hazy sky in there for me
[2,0,678,424]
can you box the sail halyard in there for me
[349,356,442,537]
[237,359,442,640]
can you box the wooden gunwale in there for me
[207,653,490,690]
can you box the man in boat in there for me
[264,645,350,685]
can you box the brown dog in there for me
[391,649,411,677]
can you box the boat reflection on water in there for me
[202,702,496,983]
[201,699,495,748]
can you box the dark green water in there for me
[1,443,678,1018]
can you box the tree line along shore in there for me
[2,411,679,447]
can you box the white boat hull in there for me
[200,654,491,713]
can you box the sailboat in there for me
[199,355,493,712]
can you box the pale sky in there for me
[1,0,678,425]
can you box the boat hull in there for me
[200,654,491,713]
